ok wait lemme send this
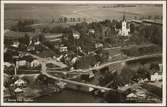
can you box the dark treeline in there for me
[10,19,37,32]
[10,18,162,53]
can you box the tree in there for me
[50,26,65,33]
[24,33,30,46]
[139,24,162,46]
[10,19,35,32]
[18,33,30,47]
[148,25,162,46]
[64,17,68,23]
[51,18,55,23]
[112,19,121,29]
[38,33,46,43]
[42,26,50,33]
[130,23,135,33]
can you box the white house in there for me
[14,87,23,93]
[151,72,162,81]
[11,41,20,48]
[34,41,40,45]
[73,32,80,40]
[89,29,95,34]
[4,62,12,67]
[60,46,68,52]
[30,60,40,67]
[95,43,103,48]
[16,60,27,66]
[127,93,137,98]
[14,79,26,87]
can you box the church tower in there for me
[121,14,130,36]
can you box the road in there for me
[36,53,161,92]
[12,48,162,92]
[40,61,113,92]
[26,52,68,68]
[24,51,113,91]
[71,53,162,73]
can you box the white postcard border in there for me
[1,0,166,106]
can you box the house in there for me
[14,78,27,87]
[30,59,40,68]
[95,43,103,49]
[11,41,20,48]
[89,29,95,34]
[16,60,27,66]
[102,26,111,38]
[151,72,162,82]
[4,62,12,67]
[73,32,80,39]
[27,45,35,52]
[60,46,68,52]
[34,41,40,45]
[16,60,27,67]
[14,87,24,93]
[127,93,137,98]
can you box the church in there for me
[119,15,130,36]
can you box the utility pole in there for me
[13,55,20,75]
[73,32,80,56]
[15,60,18,75]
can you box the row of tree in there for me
[52,17,86,23]
[10,19,37,32]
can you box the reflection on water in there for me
[33,89,105,103]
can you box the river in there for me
[33,89,105,103]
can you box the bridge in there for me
[41,62,113,92]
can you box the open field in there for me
[4,4,162,28]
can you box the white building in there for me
[73,32,80,40]
[120,15,130,36]
[34,41,40,45]
[151,72,162,81]
[60,46,68,52]
[89,29,95,34]
[14,79,26,87]
[11,41,20,48]
[16,60,27,66]
[95,43,103,48]
[30,60,40,67]
[4,62,12,67]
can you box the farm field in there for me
[4,4,162,28]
